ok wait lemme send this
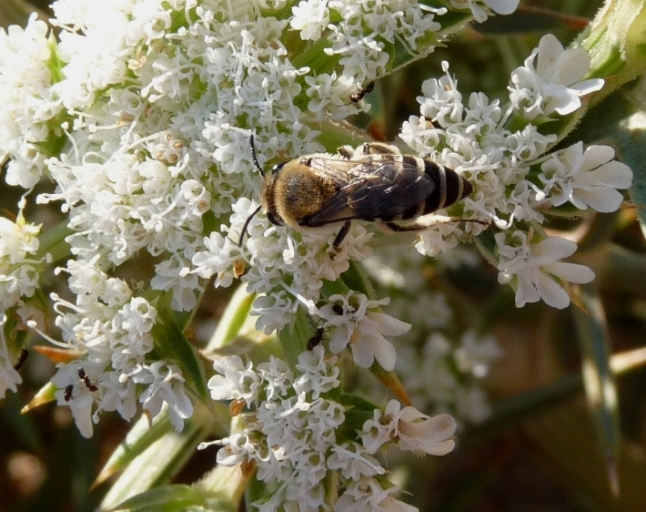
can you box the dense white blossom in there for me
[0,217,43,398]
[400,34,631,309]
[203,348,456,510]
[48,260,193,437]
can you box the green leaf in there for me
[278,307,313,367]
[98,405,222,510]
[572,283,621,490]
[578,0,646,102]
[153,305,209,402]
[107,484,236,512]
[94,408,178,487]
[205,285,256,351]
[339,260,375,299]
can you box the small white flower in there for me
[208,355,262,407]
[257,356,294,401]
[540,143,632,212]
[334,477,417,512]
[293,346,340,399]
[395,408,457,455]
[361,399,457,456]
[418,61,463,126]
[450,0,520,23]
[496,232,595,309]
[291,0,330,41]
[0,314,23,398]
[0,217,42,313]
[321,293,410,371]
[509,34,604,119]
[327,443,385,480]
[0,217,40,263]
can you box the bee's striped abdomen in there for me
[422,159,472,215]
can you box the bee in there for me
[240,136,477,251]
[349,81,375,103]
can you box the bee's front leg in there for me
[338,146,355,159]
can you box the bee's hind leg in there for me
[381,216,487,233]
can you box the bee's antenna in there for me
[239,134,265,247]
[249,134,264,176]
[238,204,262,247]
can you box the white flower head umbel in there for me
[400,33,631,310]
[202,348,457,510]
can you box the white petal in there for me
[536,272,570,309]
[586,161,633,189]
[536,34,563,79]
[581,144,616,166]
[569,78,604,94]
[351,338,376,368]
[371,335,397,371]
[555,48,591,86]
[483,0,520,15]
[368,312,411,336]
[573,187,624,212]
[545,261,595,284]
[531,237,577,263]
[514,271,541,307]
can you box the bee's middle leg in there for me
[330,220,352,256]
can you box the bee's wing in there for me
[304,157,434,225]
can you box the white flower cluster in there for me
[202,347,456,511]
[0,217,43,398]
[292,0,447,119]
[48,261,193,438]
[0,16,55,189]
[400,34,632,309]
[0,0,460,430]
